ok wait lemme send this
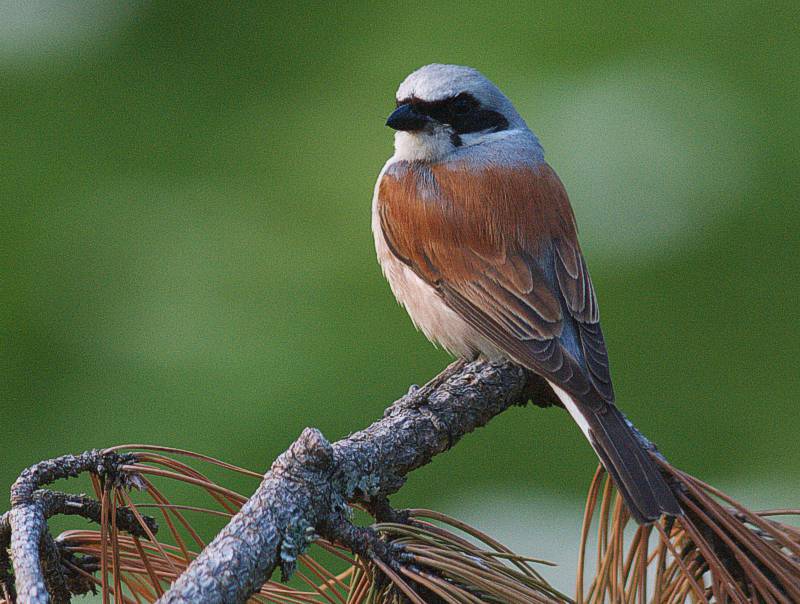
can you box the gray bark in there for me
[2,360,554,604]
[2,450,146,604]
[156,359,548,603]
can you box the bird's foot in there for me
[364,495,411,525]
[322,513,411,572]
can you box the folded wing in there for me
[378,161,614,405]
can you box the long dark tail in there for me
[551,384,682,524]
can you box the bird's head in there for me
[386,64,530,162]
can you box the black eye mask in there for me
[397,93,509,136]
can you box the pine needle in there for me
[578,461,800,603]
[4,444,797,603]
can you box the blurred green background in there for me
[2,1,799,591]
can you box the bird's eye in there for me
[451,95,473,115]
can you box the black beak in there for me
[386,104,431,131]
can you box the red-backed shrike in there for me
[372,64,681,523]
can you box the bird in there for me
[372,64,682,524]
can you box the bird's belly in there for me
[372,205,503,361]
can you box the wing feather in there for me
[378,160,614,403]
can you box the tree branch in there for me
[11,359,786,602]
[1,360,556,603]
[157,359,547,603]
[3,450,148,604]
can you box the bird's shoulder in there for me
[377,159,579,270]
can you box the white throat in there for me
[392,128,454,162]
